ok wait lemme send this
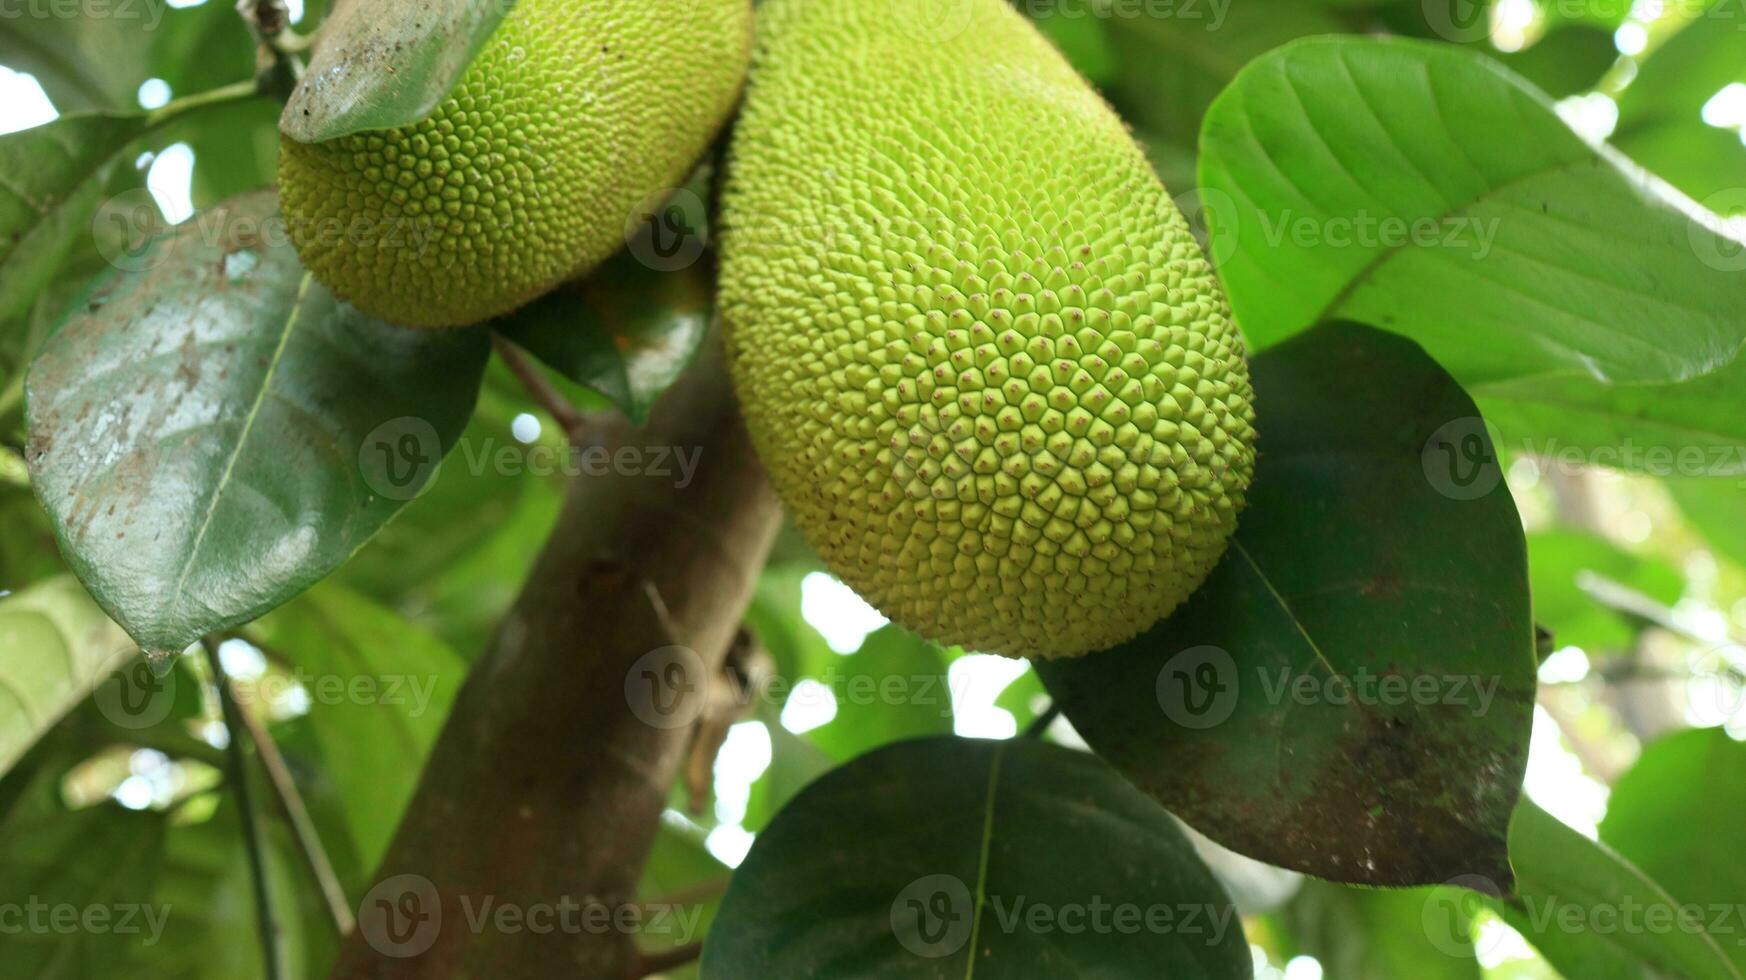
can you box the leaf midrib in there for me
[162,273,313,642]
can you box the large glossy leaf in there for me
[24,190,490,663]
[1527,531,1683,654]
[0,576,132,776]
[1501,796,1743,980]
[1475,352,1746,478]
[1039,322,1536,887]
[1612,9,1746,201]
[1598,728,1746,976]
[702,737,1250,979]
[280,0,515,141]
[493,225,714,424]
[248,584,463,870]
[1198,36,1746,386]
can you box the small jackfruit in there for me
[278,0,751,328]
[719,0,1257,659]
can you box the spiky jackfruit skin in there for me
[720,0,1257,659]
[277,0,750,328]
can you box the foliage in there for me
[2,0,1745,977]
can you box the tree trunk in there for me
[329,338,779,979]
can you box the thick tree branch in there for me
[329,337,780,978]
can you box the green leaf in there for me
[1598,728,1746,976]
[1527,531,1684,654]
[24,189,490,662]
[1668,477,1746,571]
[1612,8,1746,201]
[0,576,133,776]
[247,583,463,871]
[807,626,954,763]
[742,703,832,834]
[1198,36,1746,386]
[703,736,1251,979]
[1475,351,1746,478]
[1279,880,1481,979]
[493,234,713,424]
[0,755,336,979]
[279,0,516,141]
[0,0,252,115]
[0,112,151,324]
[1101,0,1349,150]
[1039,322,1535,887]
[1501,796,1743,980]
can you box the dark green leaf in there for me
[1039,322,1535,887]
[1501,796,1743,980]
[0,576,133,776]
[1527,531,1683,654]
[1198,36,1746,386]
[703,737,1250,979]
[25,189,490,661]
[279,0,516,141]
[493,241,713,424]
[1103,0,1349,149]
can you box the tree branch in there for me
[205,639,286,980]
[328,336,780,978]
[229,675,357,937]
[627,941,703,979]
[490,333,603,445]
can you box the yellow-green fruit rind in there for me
[719,0,1257,659]
[278,0,750,328]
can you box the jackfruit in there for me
[719,0,1257,659]
[278,0,751,328]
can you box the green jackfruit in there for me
[720,0,1257,659]
[278,0,750,328]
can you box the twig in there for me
[203,639,286,980]
[230,680,357,937]
[491,333,595,441]
[628,941,704,979]
[1023,702,1061,739]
